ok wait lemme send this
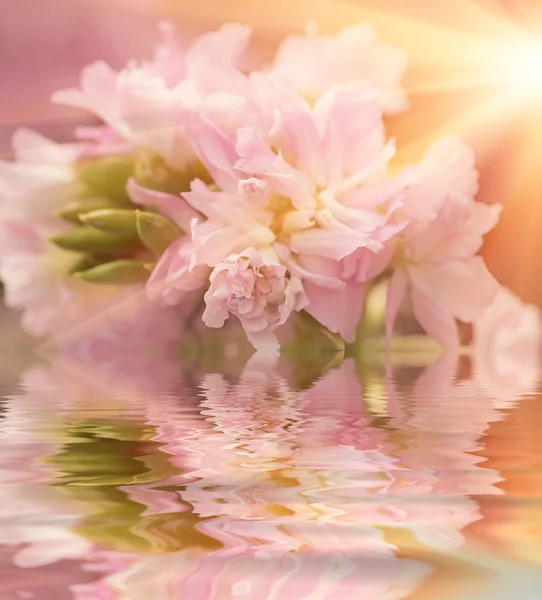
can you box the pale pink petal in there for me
[290,227,379,260]
[147,22,187,86]
[147,237,209,305]
[12,128,79,166]
[187,23,252,70]
[198,92,258,139]
[187,188,274,242]
[408,259,498,324]
[127,179,198,231]
[402,135,479,220]
[408,200,501,264]
[317,190,387,233]
[235,127,315,209]
[190,219,255,267]
[0,219,45,257]
[202,297,229,328]
[250,73,325,184]
[52,61,122,132]
[270,23,408,114]
[187,119,238,191]
[184,24,253,100]
[182,178,224,220]
[410,285,459,350]
[336,140,396,197]
[116,69,186,165]
[304,279,365,343]
[344,173,411,211]
[280,250,345,290]
[423,135,479,200]
[446,202,502,261]
[314,83,383,185]
[473,287,542,403]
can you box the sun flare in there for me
[506,39,542,93]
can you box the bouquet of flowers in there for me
[0,22,509,357]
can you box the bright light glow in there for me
[500,39,542,94]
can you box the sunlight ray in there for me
[392,88,526,168]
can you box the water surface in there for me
[0,344,541,599]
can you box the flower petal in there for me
[127,178,198,231]
[411,285,459,350]
[235,127,315,209]
[408,258,498,324]
[304,279,365,343]
[291,228,380,260]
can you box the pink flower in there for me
[386,136,502,349]
[0,129,137,337]
[177,81,403,343]
[0,128,81,229]
[203,247,306,355]
[52,22,254,170]
[269,23,408,114]
[473,286,542,405]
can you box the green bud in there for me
[68,254,100,274]
[80,209,138,239]
[73,260,154,285]
[50,227,135,254]
[75,154,135,204]
[133,148,211,195]
[57,197,124,224]
[136,210,182,256]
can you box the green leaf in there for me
[136,210,182,255]
[80,209,138,239]
[73,260,154,285]
[50,227,135,254]
[76,154,135,203]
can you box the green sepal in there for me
[75,154,135,203]
[73,260,155,285]
[56,197,126,225]
[80,209,138,239]
[133,148,211,195]
[68,254,100,274]
[136,210,182,256]
[49,227,136,254]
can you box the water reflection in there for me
[0,328,541,598]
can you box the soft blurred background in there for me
[1,0,542,304]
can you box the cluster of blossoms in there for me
[0,22,506,355]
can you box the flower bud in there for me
[136,210,182,256]
[56,197,125,225]
[68,255,100,274]
[133,148,210,195]
[80,209,138,239]
[73,260,154,285]
[49,227,135,254]
[75,154,135,204]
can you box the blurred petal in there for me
[410,285,458,350]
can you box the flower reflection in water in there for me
[0,316,540,598]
